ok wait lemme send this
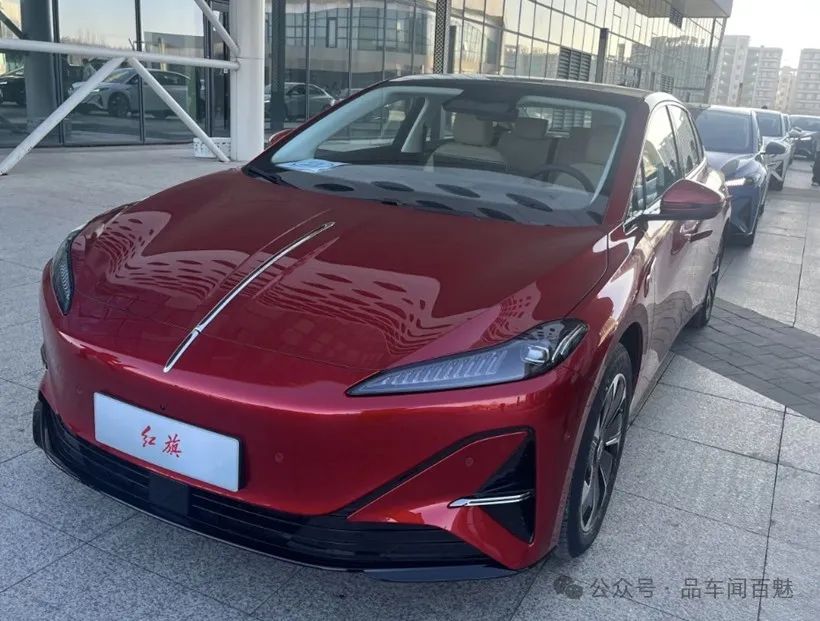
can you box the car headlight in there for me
[51,228,83,315]
[348,320,587,396]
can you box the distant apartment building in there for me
[739,47,783,109]
[792,49,820,116]
[712,35,750,105]
[776,66,796,112]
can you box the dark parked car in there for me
[690,104,784,246]
[790,115,820,159]
[0,67,25,106]
[36,76,728,581]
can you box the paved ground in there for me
[0,147,818,620]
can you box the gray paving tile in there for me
[769,465,820,553]
[255,563,539,621]
[0,283,40,330]
[759,538,820,621]
[11,369,44,392]
[0,320,43,382]
[660,356,782,411]
[616,427,776,534]
[779,413,820,475]
[634,384,783,462]
[0,450,134,541]
[1,545,249,621]
[544,492,766,621]
[722,256,802,289]
[0,590,75,621]
[513,569,677,620]
[0,503,80,591]
[93,513,297,613]
[0,260,41,291]
[0,379,37,463]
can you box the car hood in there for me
[73,169,608,371]
[707,151,758,178]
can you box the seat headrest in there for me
[453,113,495,147]
[586,125,619,164]
[513,117,550,139]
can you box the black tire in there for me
[107,93,130,118]
[737,225,757,247]
[689,239,724,327]
[555,344,632,559]
[770,164,785,191]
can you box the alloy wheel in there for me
[579,372,627,533]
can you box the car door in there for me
[627,105,701,391]
[285,84,306,120]
[667,104,716,307]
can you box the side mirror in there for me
[644,179,724,222]
[267,128,292,148]
[765,140,787,156]
[788,128,802,138]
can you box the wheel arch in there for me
[618,322,643,389]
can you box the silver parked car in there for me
[71,68,190,118]
[263,82,335,120]
[753,109,793,191]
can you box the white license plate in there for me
[94,393,240,492]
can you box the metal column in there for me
[432,0,452,74]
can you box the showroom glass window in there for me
[0,0,61,148]
[140,0,206,142]
[58,0,140,144]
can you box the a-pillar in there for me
[229,0,264,161]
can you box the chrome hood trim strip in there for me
[163,221,335,373]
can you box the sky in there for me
[726,0,820,67]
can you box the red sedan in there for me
[34,76,728,581]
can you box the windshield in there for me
[691,109,755,154]
[254,82,626,227]
[791,116,820,132]
[756,111,782,137]
[105,69,133,83]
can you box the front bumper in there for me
[38,270,595,575]
[34,397,520,581]
[728,186,763,236]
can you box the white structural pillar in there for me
[229,0,265,161]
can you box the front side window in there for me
[255,82,627,227]
[668,106,702,175]
[640,106,682,206]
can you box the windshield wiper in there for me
[244,165,292,187]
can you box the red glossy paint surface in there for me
[39,84,730,571]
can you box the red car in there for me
[35,76,728,581]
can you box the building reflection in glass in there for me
[0,0,724,148]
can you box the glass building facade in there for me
[0,0,727,149]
